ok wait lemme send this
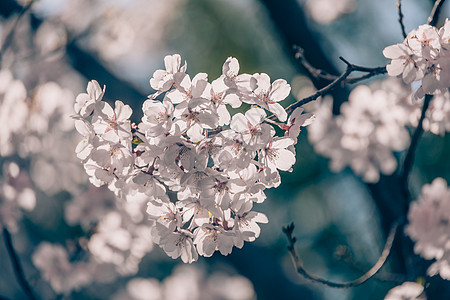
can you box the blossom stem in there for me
[2,228,37,300]
[428,0,446,26]
[397,0,407,39]
[282,221,399,288]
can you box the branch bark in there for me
[3,228,37,300]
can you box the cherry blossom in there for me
[74,54,313,262]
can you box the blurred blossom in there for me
[308,78,419,182]
[304,0,356,24]
[384,282,425,300]
[64,186,116,228]
[32,242,92,294]
[112,264,256,300]
[406,178,450,280]
[29,0,184,64]
[87,199,154,276]
[34,20,67,57]
[423,89,450,135]
[0,69,28,157]
[0,162,36,232]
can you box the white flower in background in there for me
[32,243,92,294]
[0,69,29,156]
[423,89,450,135]
[308,79,416,183]
[384,282,425,300]
[406,178,450,280]
[112,264,255,300]
[305,0,356,24]
[0,162,36,232]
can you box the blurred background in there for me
[0,0,449,299]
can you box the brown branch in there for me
[400,95,433,188]
[293,46,387,84]
[397,0,407,39]
[3,228,37,300]
[282,221,399,288]
[269,55,386,121]
[428,0,446,26]
[0,0,33,66]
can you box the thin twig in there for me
[280,60,353,117]
[293,46,387,84]
[282,221,399,288]
[3,228,37,300]
[428,0,446,26]
[397,0,407,39]
[400,94,433,186]
[0,1,34,66]
[334,246,406,284]
[270,56,387,120]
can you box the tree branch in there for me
[428,0,446,26]
[293,46,387,84]
[268,55,386,120]
[397,0,407,39]
[0,0,33,66]
[282,221,399,288]
[400,95,433,191]
[2,228,37,300]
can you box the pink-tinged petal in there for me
[192,74,210,99]
[296,112,315,127]
[402,62,418,84]
[198,112,219,129]
[74,119,91,136]
[269,79,291,102]
[422,74,439,94]
[100,101,114,118]
[187,124,204,142]
[288,107,304,123]
[245,107,266,126]
[164,54,181,74]
[87,80,104,101]
[166,89,187,104]
[252,73,271,93]
[114,100,132,120]
[230,113,249,132]
[223,92,241,108]
[174,73,191,93]
[382,44,406,59]
[386,59,405,77]
[247,211,269,223]
[274,148,296,171]
[217,105,231,126]
[272,137,295,149]
[222,57,239,78]
[268,103,287,122]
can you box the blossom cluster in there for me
[74,54,314,263]
[383,19,450,98]
[308,78,417,183]
[112,264,255,300]
[0,69,80,232]
[32,186,154,294]
[406,177,450,280]
[384,282,425,300]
